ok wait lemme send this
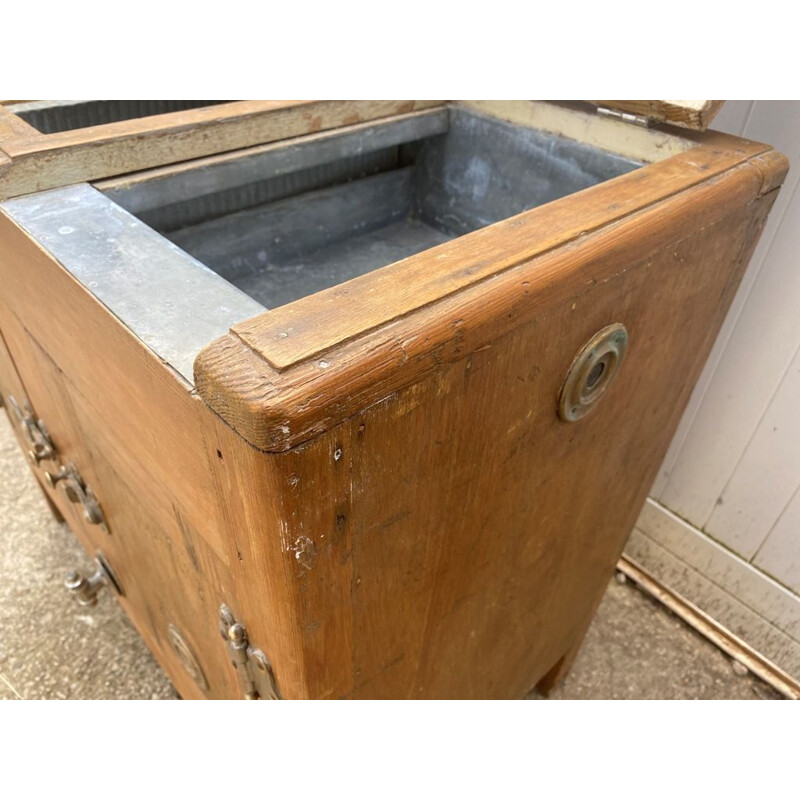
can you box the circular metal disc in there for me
[558,323,629,422]
[167,624,209,691]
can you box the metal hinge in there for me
[219,604,281,700]
[596,107,650,128]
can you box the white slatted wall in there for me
[626,101,800,679]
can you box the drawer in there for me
[0,300,243,699]
[0,310,107,542]
[0,101,788,698]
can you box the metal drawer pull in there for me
[44,465,69,487]
[7,394,55,463]
[48,463,107,529]
[64,552,122,606]
[5,396,107,529]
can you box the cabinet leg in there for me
[536,646,580,696]
[536,619,593,697]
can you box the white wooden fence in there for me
[625,101,800,679]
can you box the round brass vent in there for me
[558,323,629,422]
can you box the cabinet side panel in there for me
[259,185,778,699]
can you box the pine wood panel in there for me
[189,155,781,697]
[229,133,771,374]
[0,221,253,699]
[196,153,783,453]
[0,210,228,561]
[0,105,788,698]
[0,308,241,698]
[0,306,101,540]
[0,328,28,420]
[225,185,777,698]
[57,373,242,700]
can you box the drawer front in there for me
[0,325,30,426]
[0,307,109,549]
[0,301,242,699]
[56,371,241,699]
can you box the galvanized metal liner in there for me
[143,108,642,308]
[0,185,265,384]
[139,147,402,234]
[412,107,643,235]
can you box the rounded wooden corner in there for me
[748,149,790,196]
[194,146,774,455]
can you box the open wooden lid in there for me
[592,101,724,130]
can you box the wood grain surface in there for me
[0,220,248,698]
[226,133,772,372]
[237,185,777,698]
[0,100,442,199]
[196,149,787,453]
[0,105,788,698]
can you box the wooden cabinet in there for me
[0,100,788,698]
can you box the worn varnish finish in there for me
[194,163,781,698]
[195,149,784,452]
[227,134,771,371]
[0,101,789,698]
[0,100,442,199]
[0,279,242,699]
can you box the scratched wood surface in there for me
[227,130,768,376]
[0,100,442,199]
[193,147,784,697]
[225,180,778,698]
[195,151,785,453]
[0,103,789,698]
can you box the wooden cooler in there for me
[0,100,788,699]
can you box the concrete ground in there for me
[0,415,781,700]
